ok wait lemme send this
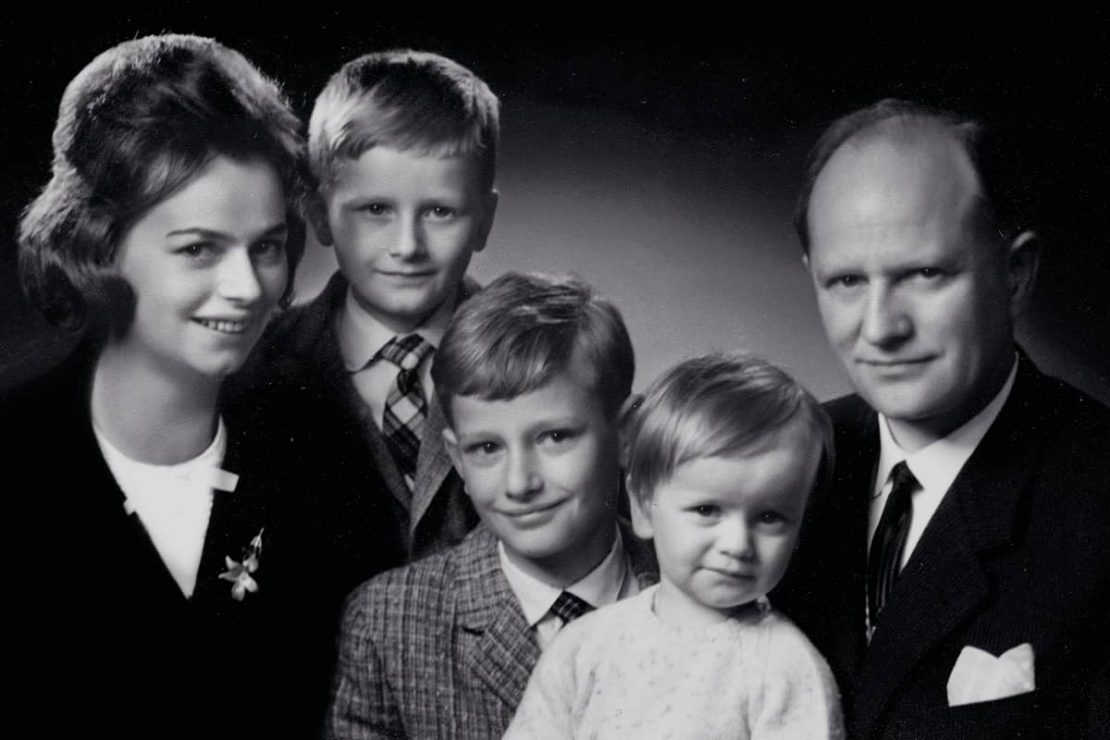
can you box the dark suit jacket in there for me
[774,353,1110,739]
[229,272,478,594]
[2,349,338,739]
[326,523,658,740]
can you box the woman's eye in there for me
[360,203,389,216]
[251,240,286,263]
[178,243,217,260]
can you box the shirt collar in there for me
[875,354,1019,496]
[498,527,628,628]
[336,287,455,372]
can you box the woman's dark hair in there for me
[18,34,309,335]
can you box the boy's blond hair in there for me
[308,49,499,191]
[624,353,833,501]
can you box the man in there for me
[775,99,1110,739]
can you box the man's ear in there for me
[627,476,655,540]
[442,427,462,472]
[1006,229,1040,319]
[472,189,499,254]
[307,191,334,247]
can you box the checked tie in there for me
[550,591,595,625]
[867,461,920,633]
[378,334,434,492]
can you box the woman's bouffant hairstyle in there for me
[18,34,309,335]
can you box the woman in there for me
[5,35,330,738]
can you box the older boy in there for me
[326,272,657,740]
[239,50,499,586]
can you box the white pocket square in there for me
[946,643,1035,707]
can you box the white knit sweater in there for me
[505,585,844,739]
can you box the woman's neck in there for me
[91,346,221,465]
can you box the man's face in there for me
[805,131,1019,447]
[316,146,496,334]
[442,358,621,586]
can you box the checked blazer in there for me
[327,523,658,740]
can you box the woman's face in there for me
[113,155,289,381]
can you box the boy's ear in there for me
[472,189,499,254]
[626,476,655,540]
[441,427,462,472]
[307,191,334,247]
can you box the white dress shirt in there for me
[336,289,455,428]
[499,527,639,650]
[95,417,238,598]
[869,357,1019,569]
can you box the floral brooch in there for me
[219,528,264,601]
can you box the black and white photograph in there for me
[2,14,1107,739]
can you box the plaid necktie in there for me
[867,461,920,631]
[377,334,433,491]
[550,591,594,625]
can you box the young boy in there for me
[506,354,845,739]
[326,272,657,740]
[238,50,500,587]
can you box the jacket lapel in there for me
[289,275,413,512]
[411,396,456,534]
[854,356,1040,738]
[822,397,878,690]
[454,527,540,714]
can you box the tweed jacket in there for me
[2,348,337,739]
[327,523,659,740]
[773,352,1110,739]
[228,272,479,595]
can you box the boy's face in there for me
[443,359,621,586]
[631,419,820,627]
[315,146,496,334]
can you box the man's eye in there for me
[915,267,944,280]
[828,274,863,290]
[426,206,457,220]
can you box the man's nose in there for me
[860,284,912,348]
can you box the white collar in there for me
[499,527,628,628]
[875,355,1019,500]
[337,288,453,372]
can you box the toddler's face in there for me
[632,419,821,627]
